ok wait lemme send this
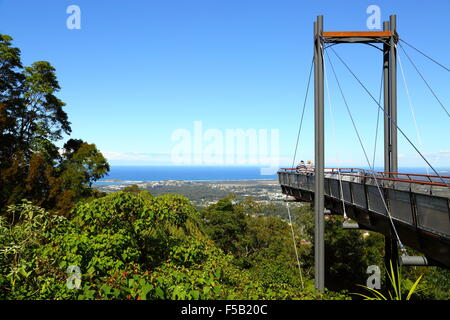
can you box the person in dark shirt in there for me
[296,160,306,172]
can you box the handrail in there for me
[279,168,450,187]
[381,171,450,179]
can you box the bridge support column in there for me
[389,15,398,174]
[383,20,390,174]
[314,15,325,292]
[384,235,399,290]
[383,16,398,175]
[383,15,400,292]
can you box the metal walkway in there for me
[290,14,450,290]
[278,168,450,267]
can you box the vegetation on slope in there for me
[0,192,348,300]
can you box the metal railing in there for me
[279,168,450,187]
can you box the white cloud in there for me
[424,150,450,158]
[100,151,170,161]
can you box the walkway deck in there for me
[278,168,450,267]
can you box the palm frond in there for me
[406,274,423,300]
[352,259,424,300]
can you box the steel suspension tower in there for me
[313,15,400,291]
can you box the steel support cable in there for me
[324,61,348,219]
[397,51,430,175]
[285,201,305,289]
[398,43,450,118]
[372,70,384,169]
[329,46,450,187]
[285,57,314,291]
[291,57,314,168]
[399,38,450,73]
[324,43,383,52]
[324,49,407,253]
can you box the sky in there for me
[0,0,449,169]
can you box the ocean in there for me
[96,166,277,185]
[95,166,450,185]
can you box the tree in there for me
[2,58,71,162]
[201,196,248,256]
[60,139,110,189]
[0,34,70,212]
[123,184,141,193]
[0,35,25,199]
[0,35,23,162]
[0,34,109,215]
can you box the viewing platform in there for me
[278,168,450,267]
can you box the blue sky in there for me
[0,0,448,168]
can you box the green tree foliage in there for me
[417,267,450,299]
[289,205,385,292]
[323,216,384,292]
[244,215,308,289]
[0,200,69,298]
[122,184,142,194]
[0,34,109,214]
[0,39,70,164]
[201,197,320,295]
[201,196,248,256]
[122,184,153,200]
[60,138,110,191]
[0,193,350,300]
[1,193,200,299]
[20,61,71,154]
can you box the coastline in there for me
[95,179,279,186]
[93,178,285,203]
